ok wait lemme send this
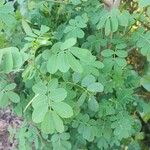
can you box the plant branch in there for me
[102,0,121,10]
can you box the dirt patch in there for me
[0,108,22,150]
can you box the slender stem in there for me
[63,81,91,96]
[23,94,39,113]
[108,32,113,49]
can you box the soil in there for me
[0,108,22,150]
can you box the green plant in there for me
[0,0,150,149]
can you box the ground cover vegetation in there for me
[0,0,150,149]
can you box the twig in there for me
[103,0,121,10]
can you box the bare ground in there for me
[0,108,22,150]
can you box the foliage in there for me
[0,0,150,149]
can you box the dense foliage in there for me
[0,0,150,149]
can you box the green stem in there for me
[63,81,91,96]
